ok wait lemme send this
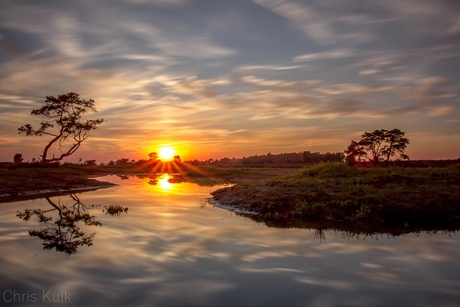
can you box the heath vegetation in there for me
[211,162,460,232]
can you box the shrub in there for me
[299,162,358,178]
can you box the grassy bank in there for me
[211,162,460,232]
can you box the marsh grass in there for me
[211,162,460,231]
[298,161,359,178]
[104,205,128,216]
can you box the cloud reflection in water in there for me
[0,176,459,306]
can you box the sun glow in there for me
[158,146,176,161]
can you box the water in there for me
[1,174,459,306]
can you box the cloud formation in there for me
[0,0,459,162]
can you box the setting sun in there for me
[158,146,176,161]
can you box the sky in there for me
[1,0,459,163]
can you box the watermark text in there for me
[2,289,71,303]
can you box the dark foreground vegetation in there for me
[211,162,460,234]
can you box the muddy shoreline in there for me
[207,198,258,216]
[0,167,117,203]
[0,183,116,203]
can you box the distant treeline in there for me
[186,151,345,166]
[3,155,458,169]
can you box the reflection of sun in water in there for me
[158,174,173,190]
[158,146,175,161]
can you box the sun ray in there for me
[179,162,213,178]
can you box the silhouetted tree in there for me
[18,92,104,163]
[148,152,158,161]
[344,141,367,165]
[84,159,96,166]
[345,129,410,166]
[380,129,410,164]
[13,153,23,164]
[174,155,181,163]
[115,158,130,166]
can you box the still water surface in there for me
[1,175,459,306]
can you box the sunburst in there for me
[158,146,175,161]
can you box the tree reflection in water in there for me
[312,229,326,242]
[17,194,106,257]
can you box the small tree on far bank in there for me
[148,152,158,161]
[13,153,24,164]
[345,129,410,166]
[18,92,104,163]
